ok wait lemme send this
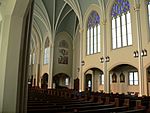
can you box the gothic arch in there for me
[83,4,101,32]
[108,62,138,72]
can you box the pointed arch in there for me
[84,4,102,55]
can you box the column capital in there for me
[79,28,84,33]
[101,19,107,25]
[134,3,140,11]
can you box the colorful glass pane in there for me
[88,11,100,28]
[112,0,130,18]
[146,0,150,4]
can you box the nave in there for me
[2,0,150,112]
[27,86,150,113]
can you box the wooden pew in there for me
[75,106,128,113]
[117,109,146,113]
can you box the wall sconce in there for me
[105,56,110,62]
[100,56,110,63]
[133,50,138,58]
[81,60,85,66]
[142,49,147,57]
[100,57,104,63]
[134,49,147,58]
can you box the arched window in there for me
[112,0,132,49]
[147,1,150,27]
[44,38,49,64]
[32,52,36,64]
[87,11,100,55]
[88,80,92,87]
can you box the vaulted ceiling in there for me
[32,0,109,44]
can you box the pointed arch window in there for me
[88,80,92,87]
[44,38,49,64]
[87,11,100,55]
[32,52,36,64]
[112,0,132,49]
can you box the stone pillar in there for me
[93,70,99,92]
[39,47,43,87]
[48,44,53,88]
[134,1,145,96]
[35,46,41,87]
[0,0,31,112]
[79,28,84,92]
[102,19,110,93]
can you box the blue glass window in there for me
[112,0,132,49]
[147,0,150,27]
[87,11,100,55]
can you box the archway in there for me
[84,68,103,92]
[109,64,138,95]
[41,73,48,89]
[53,73,70,89]
[85,74,92,92]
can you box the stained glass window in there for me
[44,48,49,64]
[112,0,132,49]
[147,1,150,27]
[87,11,100,55]
[44,38,49,64]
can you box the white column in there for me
[134,2,145,96]
[93,70,99,92]
[102,19,110,93]
[39,47,43,88]
[48,44,53,88]
[92,71,94,92]
[35,47,41,86]
[79,28,84,92]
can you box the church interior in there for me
[1,0,150,112]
